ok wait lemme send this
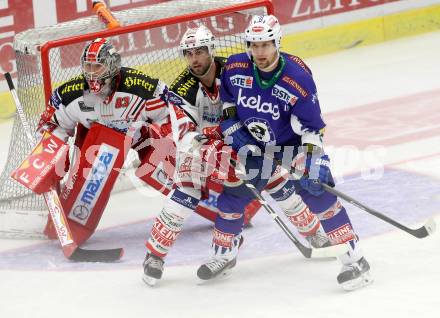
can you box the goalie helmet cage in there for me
[0,0,273,239]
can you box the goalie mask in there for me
[81,38,121,94]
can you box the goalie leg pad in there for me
[146,188,199,258]
[59,123,130,245]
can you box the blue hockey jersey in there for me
[220,52,325,148]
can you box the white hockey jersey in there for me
[40,67,171,142]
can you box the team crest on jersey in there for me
[272,85,298,109]
[230,75,253,89]
[115,96,130,108]
[244,118,275,144]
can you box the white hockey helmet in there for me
[179,25,215,56]
[244,15,282,50]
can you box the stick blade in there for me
[414,218,436,238]
[424,218,436,235]
[310,243,349,259]
[69,247,124,262]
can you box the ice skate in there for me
[337,257,373,291]
[142,253,164,287]
[197,235,243,281]
[197,257,237,281]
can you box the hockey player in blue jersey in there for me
[196,15,372,291]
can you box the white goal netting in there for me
[0,0,269,239]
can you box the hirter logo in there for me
[252,26,264,32]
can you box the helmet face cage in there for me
[81,38,121,82]
[244,15,282,51]
[179,25,216,57]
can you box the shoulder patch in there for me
[170,68,198,105]
[288,55,312,75]
[225,62,249,71]
[119,67,159,99]
[281,75,308,98]
[56,75,86,106]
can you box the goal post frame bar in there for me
[40,0,274,104]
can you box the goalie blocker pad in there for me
[45,123,131,245]
[11,131,69,194]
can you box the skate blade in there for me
[142,274,158,287]
[340,271,373,291]
[311,243,350,259]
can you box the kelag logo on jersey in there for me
[244,118,276,144]
[272,85,298,109]
[230,75,253,89]
[237,88,280,120]
[70,144,119,225]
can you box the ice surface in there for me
[0,31,439,318]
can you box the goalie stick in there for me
[4,72,124,262]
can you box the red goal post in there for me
[0,0,274,239]
[40,0,274,104]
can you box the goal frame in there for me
[40,0,274,105]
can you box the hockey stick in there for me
[4,72,124,262]
[275,158,436,239]
[320,183,436,239]
[230,159,349,258]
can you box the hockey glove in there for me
[299,148,335,196]
[220,117,257,152]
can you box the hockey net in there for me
[0,0,272,239]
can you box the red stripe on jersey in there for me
[145,97,161,105]
[133,102,145,121]
[124,96,139,118]
[146,102,166,111]
[145,100,166,108]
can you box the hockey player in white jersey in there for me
[141,25,237,286]
[13,38,195,246]
[195,15,372,291]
